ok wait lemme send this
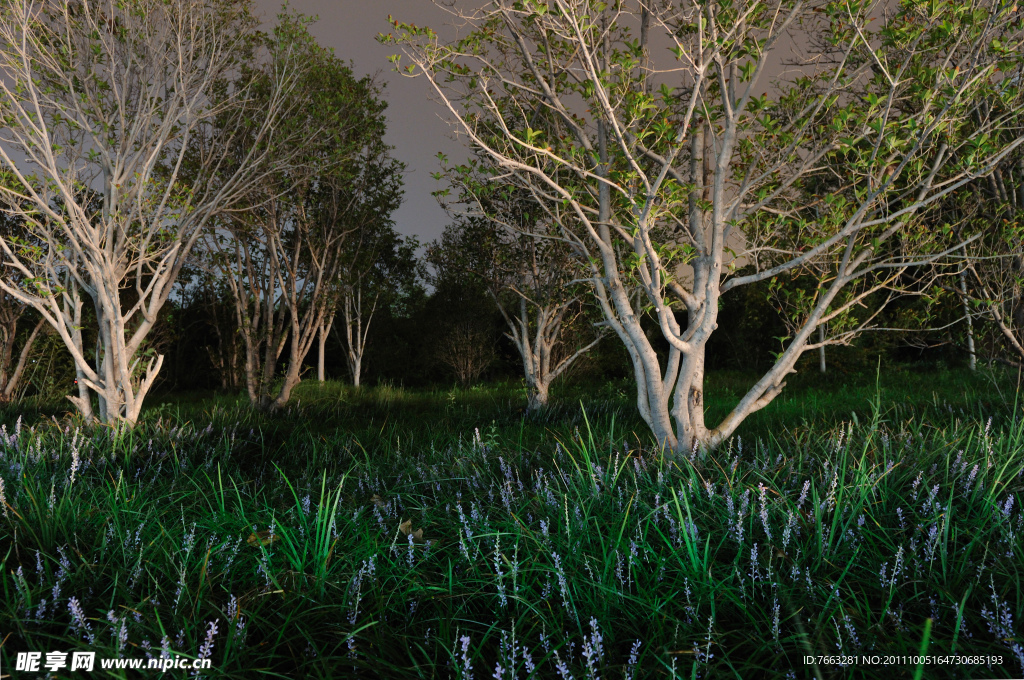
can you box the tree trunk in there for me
[526,378,549,412]
[670,339,710,455]
[1,318,45,401]
[269,327,300,410]
[351,354,362,388]
[317,325,327,382]
[340,287,377,389]
[316,313,334,382]
[56,281,162,427]
[819,325,826,374]
[272,364,302,410]
[959,267,976,371]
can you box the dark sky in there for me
[254,0,469,246]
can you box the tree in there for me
[386,0,1024,453]
[321,137,408,388]
[428,185,604,411]
[203,14,404,408]
[334,229,417,387]
[0,0,305,424]
[436,319,497,386]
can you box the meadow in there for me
[1,367,1022,679]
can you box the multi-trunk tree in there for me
[387,0,1024,453]
[428,184,604,410]
[0,0,307,424]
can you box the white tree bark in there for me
[316,314,333,383]
[207,197,344,410]
[818,326,827,375]
[957,160,1024,368]
[334,222,412,389]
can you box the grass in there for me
[0,369,1022,679]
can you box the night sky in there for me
[254,0,473,247]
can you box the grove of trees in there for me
[0,1,411,420]
[0,0,1021,453]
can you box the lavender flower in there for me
[551,551,575,620]
[890,546,905,586]
[195,619,219,674]
[842,611,860,648]
[553,650,574,680]
[772,596,781,644]
[965,464,979,494]
[69,444,81,486]
[981,581,1024,672]
[494,542,507,608]
[458,634,473,680]
[782,511,796,551]
[407,533,416,570]
[951,601,972,640]
[797,481,810,510]
[69,597,95,644]
[522,644,536,674]
[581,617,604,679]
[614,550,626,591]
[182,521,197,555]
[911,471,923,500]
[0,475,8,519]
[624,640,641,680]
[758,484,772,541]
[106,610,128,653]
[833,618,845,656]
